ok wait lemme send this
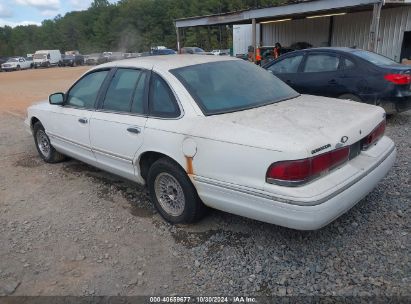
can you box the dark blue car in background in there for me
[151,48,176,55]
[263,47,411,114]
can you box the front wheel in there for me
[147,158,207,224]
[33,122,65,163]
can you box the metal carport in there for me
[175,0,409,61]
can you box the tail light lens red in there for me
[267,120,386,187]
[384,73,411,85]
[361,119,386,150]
[266,147,350,186]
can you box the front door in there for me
[89,68,149,180]
[266,53,305,93]
[46,69,110,164]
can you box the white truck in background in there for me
[33,50,62,68]
[233,24,260,57]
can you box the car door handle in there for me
[127,127,141,134]
[78,118,88,124]
[328,79,338,85]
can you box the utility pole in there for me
[252,18,256,62]
[368,0,383,52]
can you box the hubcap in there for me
[36,130,50,157]
[154,173,185,217]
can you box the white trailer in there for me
[33,50,62,68]
[232,24,260,56]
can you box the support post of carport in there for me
[368,1,383,52]
[176,25,181,53]
[252,18,256,62]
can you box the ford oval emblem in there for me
[341,136,349,143]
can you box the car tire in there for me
[338,94,362,102]
[33,122,66,163]
[147,157,207,224]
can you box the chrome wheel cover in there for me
[154,172,185,217]
[36,130,51,158]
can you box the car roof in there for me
[291,47,360,54]
[93,54,238,71]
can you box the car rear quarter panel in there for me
[141,117,299,192]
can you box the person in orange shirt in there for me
[273,42,282,59]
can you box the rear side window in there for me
[66,70,109,109]
[149,73,180,118]
[103,69,143,112]
[304,54,339,72]
[131,72,148,114]
[268,55,303,74]
[342,58,355,69]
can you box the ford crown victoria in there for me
[25,55,396,230]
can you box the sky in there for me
[0,0,117,27]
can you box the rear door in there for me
[89,68,149,180]
[298,52,345,97]
[266,53,305,92]
[337,56,368,97]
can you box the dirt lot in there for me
[0,67,410,297]
[0,66,89,115]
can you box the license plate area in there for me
[349,141,361,160]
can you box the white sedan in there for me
[1,56,32,71]
[25,55,396,230]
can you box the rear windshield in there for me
[352,50,397,65]
[170,60,298,115]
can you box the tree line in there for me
[0,0,283,56]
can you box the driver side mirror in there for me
[49,92,65,105]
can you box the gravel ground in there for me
[0,111,409,297]
[0,66,409,297]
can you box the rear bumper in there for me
[193,141,396,230]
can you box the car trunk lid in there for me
[200,95,385,156]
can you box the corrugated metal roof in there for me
[175,0,382,28]
[175,1,316,22]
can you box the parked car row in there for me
[1,56,32,71]
[1,49,64,71]
[1,46,222,71]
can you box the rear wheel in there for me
[338,94,362,102]
[147,158,207,224]
[33,122,65,163]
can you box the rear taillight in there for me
[384,73,411,85]
[266,147,350,186]
[361,120,386,150]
